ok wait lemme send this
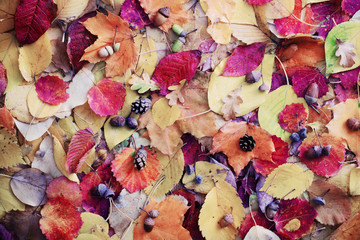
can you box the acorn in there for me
[258,82,270,91]
[245,70,262,84]
[219,213,233,228]
[113,42,121,52]
[265,200,279,219]
[304,82,319,105]
[194,175,203,184]
[346,118,360,131]
[172,37,186,52]
[144,217,155,232]
[148,209,159,218]
[153,7,170,27]
[172,24,186,37]
[280,44,298,62]
[305,146,322,159]
[98,46,114,58]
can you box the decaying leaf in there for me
[0,127,23,168]
[220,87,243,121]
[166,79,186,106]
[335,38,357,68]
[128,73,160,94]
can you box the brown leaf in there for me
[220,87,243,121]
[327,209,360,240]
[335,39,357,68]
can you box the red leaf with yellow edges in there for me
[35,76,69,105]
[133,195,191,240]
[274,198,317,239]
[298,132,346,177]
[39,196,82,240]
[66,128,95,174]
[46,176,82,208]
[111,147,161,193]
[239,211,273,239]
[87,78,126,116]
[278,103,307,133]
[211,122,275,176]
[139,0,190,32]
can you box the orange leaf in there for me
[139,0,190,32]
[211,122,275,176]
[133,195,191,240]
[328,209,360,240]
[0,107,15,134]
[80,11,137,77]
[111,147,161,193]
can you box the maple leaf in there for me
[81,11,137,77]
[278,103,307,133]
[211,121,275,176]
[139,0,190,32]
[335,38,357,68]
[221,43,266,77]
[152,50,201,95]
[111,147,161,193]
[128,72,160,94]
[46,176,82,208]
[14,0,56,45]
[308,180,351,225]
[35,76,69,105]
[121,0,152,29]
[39,196,83,240]
[220,87,243,121]
[66,127,96,174]
[166,79,186,106]
[87,78,126,117]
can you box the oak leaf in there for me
[166,79,186,106]
[335,38,357,68]
[81,11,137,77]
[128,73,160,94]
[220,87,243,121]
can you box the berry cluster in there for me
[289,128,307,143]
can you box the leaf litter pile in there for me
[1,0,360,239]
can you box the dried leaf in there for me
[0,61,7,95]
[46,176,82,208]
[14,117,55,142]
[230,24,271,45]
[27,85,62,119]
[53,0,90,22]
[35,76,69,105]
[0,0,19,33]
[79,212,109,235]
[74,102,106,134]
[335,39,357,68]
[278,103,307,133]
[0,107,15,134]
[0,175,26,219]
[166,79,186,106]
[128,73,160,94]
[327,209,360,240]
[244,226,280,240]
[239,211,273,239]
[220,87,243,121]
[0,128,23,168]
[350,167,360,196]
[257,0,295,19]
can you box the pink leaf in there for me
[67,12,97,73]
[152,50,201,95]
[0,62,7,96]
[35,76,69,105]
[332,67,359,89]
[87,78,126,116]
[341,0,360,16]
[221,43,266,77]
[198,39,217,53]
[120,0,152,29]
[181,134,206,165]
[66,128,95,174]
[14,0,56,45]
[334,84,358,102]
[292,67,328,98]
[246,0,272,5]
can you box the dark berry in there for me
[92,183,108,198]
[185,164,194,175]
[134,147,147,171]
[194,175,203,184]
[239,134,256,152]
[131,98,152,114]
[289,132,300,142]
[305,146,322,159]
[312,196,325,205]
[126,118,138,129]
[110,116,126,127]
[299,128,307,139]
[322,145,331,156]
[144,217,155,232]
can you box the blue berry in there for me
[312,196,325,205]
[289,132,300,142]
[299,128,307,139]
[126,118,138,129]
[194,175,203,184]
[185,164,194,175]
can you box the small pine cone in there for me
[239,134,256,152]
[134,147,147,171]
[131,98,152,114]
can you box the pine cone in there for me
[134,147,147,170]
[131,98,152,114]
[239,134,256,152]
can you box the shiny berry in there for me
[322,145,331,156]
[110,116,126,127]
[194,175,203,184]
[185,164,194,175]
[305,146,322,159]
[289,132,300,142]
[126,118,138,129]
[299,128,307,139]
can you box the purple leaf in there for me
[120,0,152,29]
[342,0,360,16]
[221,43,266,77]
[0,224,16,240]
[331,67,360,89]
[270,72,288,92]
[209,157,236,189]
[198,39,217,53]
[181,134,206,165]
[292,67,328,98]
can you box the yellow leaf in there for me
[257,0,295,19]
[328,164,356,192]
[27,85,62,119]
[152,98,180,130]
[0,128,24,168]
[230,24,271,45]
[75,234,102,240]
[144,148,184,197]
[58,116,79,140]
[206,22,233,45]
[79,212,109,235]
[283,219,301,232]
[0,33,22,92]
[350,168,360,196]
[19,32,52,82]
[134,34,157,76]
[258,85,308,142]
[199,180,245,240]
[182,161,228,194]
[74,102,106,134]
[208,54,274,116]
[0,0,19,33]
[0,175,26,218]
[260,163,314,200]
[53,0,90,22]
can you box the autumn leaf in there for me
[220,87,243,121]
[0,0,19,33]
[81,11,137,77]
[166,79,186,106]
[0,175,25,219]
[0,62,7,95]
[211,121,275,176]
[0,127,24,168]
[327,209,360,240]
[152,97,180,129]
[239,211,273,239]
[53,0,89,22]
[128,73,160,94]
[0,107,15,134]
[46,176,82,208]
[87,78,126,116]
[35,76,69,105]
[335,38,357,68]
[278,103,307,133]
[121,0,152,29]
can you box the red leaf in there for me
[0,61,7,95]
[298,133,346,177]
[39,196,82,240]
[292,67,328,98]
[181,134,207,165]
[120,0,152,29]
[274,198,317,239]
[341,0,360,15]
[0,107,15,134]
[67,12,97,73]
[253,135,288,176]
[278,103,307,133]
[152,50,201,95]
[14,0,56,45]
[331,66,360,89]
[334,84,357,102]
[221,43,266,77]
[66,128,95,174]
[274,0,315,35]
[246,0,272,5]
[111,148,161,193]
[87,78,126,116]
[35,76,69,105]
[239,211,273,239]
[46,176,82,208]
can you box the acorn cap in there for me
[219,213,233,228]
[245,70,262,84]
[144,217,155,232]
[149,209,159,218]
[158,7,170,18]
